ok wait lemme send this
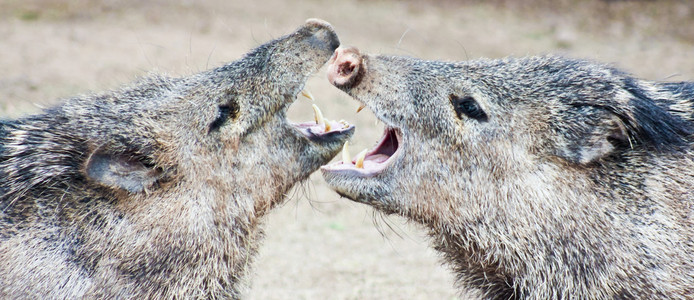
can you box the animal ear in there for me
[553,105,629,164]
[85,149,162,193]
[554,78,693,165]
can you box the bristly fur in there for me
[0,20,350,299]
[324,53,694,299]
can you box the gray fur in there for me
[322,51,694,299]
[0,19,352,298]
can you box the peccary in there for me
[0,19,353,298]
[322,47,694,299]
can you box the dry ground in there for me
[1,0,693,299]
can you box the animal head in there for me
[0,19,355,298]
[1,18,353,231]
[321,47,693,226]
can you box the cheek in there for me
[246,126,302,165]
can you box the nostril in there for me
[339,62,355,76]
[327,46,363,89]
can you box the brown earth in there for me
[1,0,692,298]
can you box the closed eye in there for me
[450,94,488,122]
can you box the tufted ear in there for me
[85,148,162,193]
[553,105,629,164]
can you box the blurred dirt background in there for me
[1,0,693,299]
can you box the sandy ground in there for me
[1,0,693,299]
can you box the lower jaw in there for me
[332,186,399,215]
[322,170,378,199]
[321,166,383,179]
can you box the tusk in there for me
[301,89,315,101]
[342,141,351,164]
[355,148,368,169]
[312,104,331,131]
[312,104,325,125]
[324,119,332,131]
[356,103,366,113]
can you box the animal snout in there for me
[303,18,340,53]
[327,46,363,90]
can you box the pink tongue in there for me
[365,154,389,163]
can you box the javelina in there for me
[0,19,354,298]
[321,47,694,299]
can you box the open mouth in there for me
[321,125,402,177]
[291,90,355,142]
[321,46,404,177]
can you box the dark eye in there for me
[450,94,488,122]
[209,102,240,133]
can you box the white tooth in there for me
[324,119,331,131]
[356,103,366,113]
[312,104,325,125]
[339,119,350,129]
[301,89,315,101]
[355,148,368,169]
[342,141,351,164]
[312,104,331,131]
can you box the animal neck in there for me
[0,120,87,223]
[425,164,617,298]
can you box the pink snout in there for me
[327,46,363,89]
